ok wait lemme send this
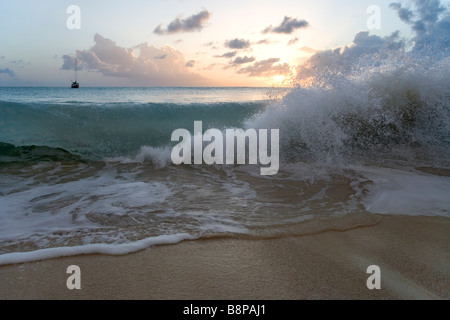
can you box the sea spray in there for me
[246,55,450,166]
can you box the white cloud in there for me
[299,46,317,54]
[62,34,207,86]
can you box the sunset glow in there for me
[0,0,448,87]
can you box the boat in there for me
[71,58,79,88]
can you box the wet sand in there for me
[0,214,448,300]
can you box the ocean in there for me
[1,60,449,264]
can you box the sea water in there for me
[0,58,449,265]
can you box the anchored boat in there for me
[71,58,79,88]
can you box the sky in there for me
[0,0,449,87]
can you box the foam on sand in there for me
[0,233,195,266]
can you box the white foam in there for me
[106,146,172,168]
[0,167,172,242]
[0,233,196,266]
[361,167,450,216]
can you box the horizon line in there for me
[0,85,292,89]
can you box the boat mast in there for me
[75,58,77,82]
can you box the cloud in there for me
[185,60,195,67]
[154,9,211,35]
[389,0,449,56]
[299,46,317,54]
[256,39,272,45]
[224,39,251,49]
[287,37,299,46]
[203,42,219,50]
[154,54,167,59]
[296,0,450,83]
[203,63,221,70]
[237,58,290,77]
[263,16,309,34]
[216,51,237,58]
[0,68,15,77]
[390,3,414,23]
[9,59,30,68]
[297,31,405,80]
[221,55,256,70]
[61,33,207,86]
[232,56,255,65]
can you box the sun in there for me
[269,75,287,87]
[273,75,285,83]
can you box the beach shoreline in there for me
[0,214,448,300]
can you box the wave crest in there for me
[247,55,450,164]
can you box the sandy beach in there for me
[0,214,448,300]
[2,0,450,305]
